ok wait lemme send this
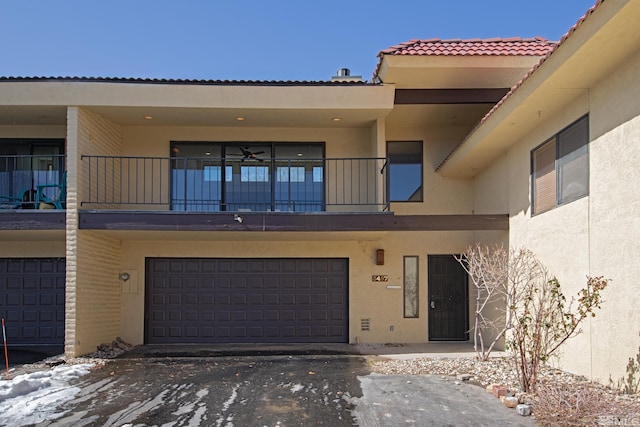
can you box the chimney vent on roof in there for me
[332,67,362,82]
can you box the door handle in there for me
[430,300,436,309]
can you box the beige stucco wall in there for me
[0,240,65,257]
[472,50,640,382]
[385,125,474,215]
[586,49,640,383]
[122,126,375,158]
[0,125,67,140]
[116,230,475,346]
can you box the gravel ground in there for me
[369,355,640,425]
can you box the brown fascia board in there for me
[78,211,508,232]
[0,210,66,230]
[395,88,509,104]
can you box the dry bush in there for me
[533,380,640,426]
[455,244,509,361]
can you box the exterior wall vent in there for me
[360,318,371,331]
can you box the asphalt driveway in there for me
[20,349,536,427]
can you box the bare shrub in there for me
[457,245,609,392]
[510,274,609,392]
[455,244,509,361]
[611,343,640,395]
[533,380,640,427]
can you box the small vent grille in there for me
[360,318,371,331]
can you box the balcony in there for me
[0,154,66,210]
[0,154,509,233]
[81,155,389,213]
[0,154,67,230]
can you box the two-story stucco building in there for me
[1,0,637,384]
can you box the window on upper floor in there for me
[387,141,423,202]
[0,139,65,203]
[170,142,324,212]
[531,115,589,215]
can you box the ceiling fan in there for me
[230,146,265,162]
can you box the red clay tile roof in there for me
[379,37,556,57]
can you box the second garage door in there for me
[145,258,348,344]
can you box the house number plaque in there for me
[372,275,389,282]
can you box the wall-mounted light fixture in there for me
[119,272,130,281]
[233,214,243,224]
[376,249,385,266]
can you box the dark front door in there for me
[428,255,468,341]
[145,258,348,344]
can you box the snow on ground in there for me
[0,363,95,426]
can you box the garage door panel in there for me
[248,277,263,288]
[298,310,312,321]
[281,277,295,288]
[297,294,311,305]
[249,310,263,321]
[152,310,166,321]
[265,261,280,273]
[313,326,328,337]
[265,310,279,321]
[146,258,348,344]
[233,294,247,305]
[7,293,20,305]
[0,258,65,348]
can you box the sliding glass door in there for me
[170,142,324,212]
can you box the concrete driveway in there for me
[31,345,535,426]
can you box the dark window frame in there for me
[387,141,424,202]
[531,115,589,215]
[169,141,325,212]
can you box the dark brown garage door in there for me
[145,258,348,344]
[0,258,66,351]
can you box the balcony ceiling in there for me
[0,106,67,126]
[0,104,394,128]
[0,81,396,128]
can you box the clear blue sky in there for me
[1,0,596,82]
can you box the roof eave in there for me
[437,0,639,178]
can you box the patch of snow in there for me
[290,383,304,393]
[103,388,169,426]
[216,384,239,427]
[0,363,94,427]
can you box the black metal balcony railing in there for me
[81,156,389,213]
[0,155,66,209]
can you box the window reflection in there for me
[387,141,423,202]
